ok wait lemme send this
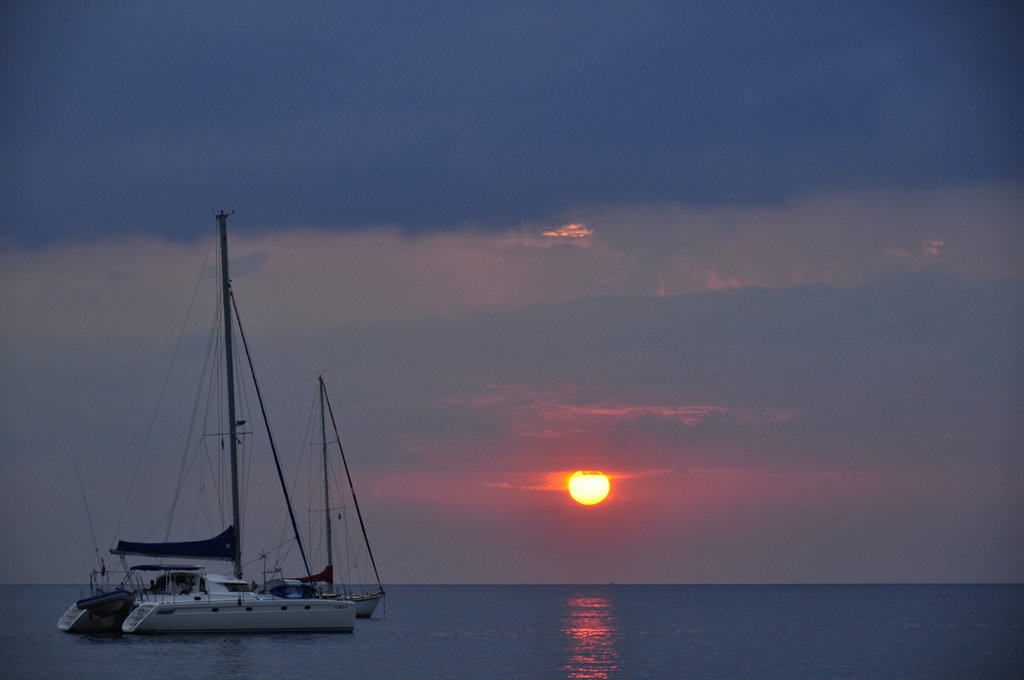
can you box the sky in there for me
[1,1,1022,585]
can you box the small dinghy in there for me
[76,589,135,616]
[59,589,135,632]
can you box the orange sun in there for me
[567,471,610,505]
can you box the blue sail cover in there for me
[111,526,237,560]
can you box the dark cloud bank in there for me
[2,1,1022,244]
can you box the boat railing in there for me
[87,566,135,597]
[307,582,339,598]
[83,567,215,603]
[315,582,383,600]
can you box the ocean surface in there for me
[4,584,1022,679]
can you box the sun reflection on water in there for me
[561,595,619,679]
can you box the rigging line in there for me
[277,385,319,572]
[305,388,318,547]
[114,230,219,541]
[211,320,227,524]
[167,298,221,540]
[230,291,312,578]
[180,436,215,538]
[197,326,228,527]
[235,338,253,536]
[187,449,210,540]
[326,449,353,577]
[242,536,298,571]
[198,437,226,528]
[324,382,383,586]
[187,445,206,538]
[69,447,103,571]
[322,442,336,571]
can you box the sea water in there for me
[3,584,1022,679]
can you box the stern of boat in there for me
[121,603,157,633]
[58,604,128,633]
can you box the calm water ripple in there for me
[4,584,1022,679]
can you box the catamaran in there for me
[59,212,355,633]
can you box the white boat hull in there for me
[353,592,383,618]
[122,597,355,633]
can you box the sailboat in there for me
[291,376,384,618]
[59,212,355,633]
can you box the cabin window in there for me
[171,574,195,595]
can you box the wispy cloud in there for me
[542,223,594,239]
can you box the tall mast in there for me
[217,210,243,579]
[321,375,334,582]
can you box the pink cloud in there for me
[541,223,594,238]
